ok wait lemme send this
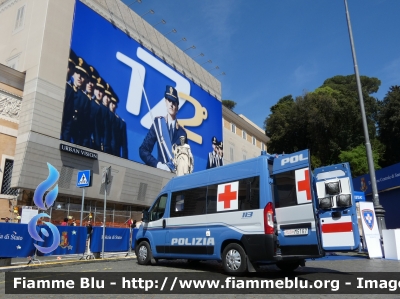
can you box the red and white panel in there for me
[295,168,312,205]
[217,181,238,212]
[320,216,355,247]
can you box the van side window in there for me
[207,176,260,214]
[273,171,297,208]
[170,186,207,217]
[149,194,168,221]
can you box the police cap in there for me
[106,83,119,103]
[68,49,78,67]
[88,66,99,83]
[74,57,89,77]
[164,85,179,105]
[95,77,106,91]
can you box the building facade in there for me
[0,0,268,225]
[222,106,269,166]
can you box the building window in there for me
[1,159,18,195]
[252,136,256,145]
[231,123,236,133]
[262,143,265,151]
[242,130,247,139]
[230,147,234,162]
[14,5,25,32]
[243,154,247,160]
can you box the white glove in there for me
[157,162,170,171]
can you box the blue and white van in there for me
[135,149,360,274]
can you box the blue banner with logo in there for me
[90,227,130,252]
[0,223,36,258]
[35,226,86,256]
[61,1,223,173]
[353,162,400,195]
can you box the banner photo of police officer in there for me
[61,1,222,173]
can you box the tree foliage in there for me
[338,144,381,177]
[222,100,237,110]
[264,75,381,169]
[377,85,400,167]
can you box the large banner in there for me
[0,223,36,258]
[353,162,400,194]
[90,227,130,252]
[61,1,223,173]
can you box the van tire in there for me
[276,261,299,272]
[222,243,247,274]
[136,241,152,265]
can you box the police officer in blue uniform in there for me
[206,136,219,169]
[88,77,110,151]
[108,88,128,158]
[139,85,187,171]
[61,54,91,145]
[217,141,224,166]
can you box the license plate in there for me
[284,228,309,236]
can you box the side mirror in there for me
[142,210,149,223]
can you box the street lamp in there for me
[165,28,177,36]
[127,0,142,7]
[208,66,220,72]
[174,37,187,44]
[343,0,385,234]
[195,53,205,59]
[141,9,154,17]
[200,59,212,66]
[153,19,166,27]
[215,72,226,78]
[184,45,196,52]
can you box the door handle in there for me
[163,219,166,229]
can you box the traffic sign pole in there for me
[76,170,91,227]
[80,187,85,226]
[101,166,111,259]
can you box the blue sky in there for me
[124,0,400,129]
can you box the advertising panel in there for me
[61,1,223,173]
[352,162,400,194]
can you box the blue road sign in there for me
[77,170,91,188]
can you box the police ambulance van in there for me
[135,149,360,274]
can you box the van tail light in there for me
[264,202,274,234]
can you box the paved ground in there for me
[0,252,399,298]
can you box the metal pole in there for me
[344,0,385,235]
[102,183,107,259]
[67,198,70,218]
[101,166,110,259]
[80,188,85,226]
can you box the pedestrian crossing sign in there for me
[77,170,91,188]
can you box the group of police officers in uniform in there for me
[61,49,128,158]
[206,136,224,169]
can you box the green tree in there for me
[264,75,381,168]
[222,100,237,110]
[377,85,400,167]
[339,144,381,177]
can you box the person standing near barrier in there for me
[61,218,68,226]
[86,221,93,240]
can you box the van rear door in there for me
[272,150,323,259]
[313,163,360,251]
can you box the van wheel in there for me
[276,261,299,272]
[222,243,247,274]
[136,241,152,265]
